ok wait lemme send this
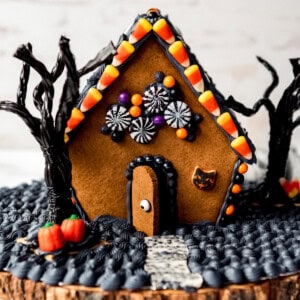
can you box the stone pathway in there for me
[144,235,203,290]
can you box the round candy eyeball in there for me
[140,199,151,212]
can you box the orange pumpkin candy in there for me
[38,222,66,252]
[61,214,86,243]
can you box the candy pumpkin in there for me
[61,214,86,243]
[38,222,66,252]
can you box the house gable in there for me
[66,9,256,225]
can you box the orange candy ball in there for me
[163,75,176,88]
[131,93,143,106]
[176,128,188,139]
[225,205,235,216]
[238,163,248,174]
[231,184,242,194]
[129,106,142,117]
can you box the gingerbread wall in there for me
[68,37,238,224]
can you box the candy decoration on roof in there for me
[129,18,152,44]
[129,117,156,144]
[279,178,300,199]
[105,105,131,132]
[80,87,103,112]
[168,41,190,68]
[184,65,204,93]
[153,18,175,44]
[97,65,119,91]
[164,101,192,128]
[217,112,239,138]
[112,41,135,67]
[66,108,85,133]
[231,136,253,161]
[238,163,248,174]
[143,83,170,114]
[198,90,220,116]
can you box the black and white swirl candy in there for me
[105,104,131,131]
[143,83,170,115]
[164,101,192,128]
[129,117,156,144]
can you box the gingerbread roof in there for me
[65,8,256,165]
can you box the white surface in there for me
[0,0,299,186]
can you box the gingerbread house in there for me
[66,9,256,235]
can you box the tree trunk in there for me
[43,145,74,223]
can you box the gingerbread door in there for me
[131,166,159,236]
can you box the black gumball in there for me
[101,124,111,135]
[193,113,203,124]
[154,71,165,83]
[111,131,124,142]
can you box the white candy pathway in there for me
[144,235,203,290]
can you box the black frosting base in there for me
[1,180,300,291]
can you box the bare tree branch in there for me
[77,41,116,77]
[33,51,65,111]
[0,101,41,139]
[55,37,79,139]
[16,43,31,107]
[257,56,279,99]
[226,95,276,117]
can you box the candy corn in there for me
[184,65,204,93]
[66,108,85,133]
[112,41,135,67]
[217,112,238,137]
[153,18,175,44]
[231,136,253,161]
[64,133,69,143]
[198,90,220,116]
[80,88,103,112]
[97,65,119,91]
[168,41,190,67]
[129,18,152,44]
[279,178,300,198]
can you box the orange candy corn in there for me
[112,41,135,67]
[198,90,220,116]
[217,112,238,138]
[153,18,175,44]
[129,18,152,44]
[97,65,119,91]
[168,41,190,67]
[80,88,103,112]
[66,108,85,133]
[231,136,253,160]
[184,65,204,93]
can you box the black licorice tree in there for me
[227,57,300,206]
[0,36,115,223]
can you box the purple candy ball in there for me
[118,92,130,106]
[153,115,165,126]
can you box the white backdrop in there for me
[0,0,299,186]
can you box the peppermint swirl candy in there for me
[129,117,156,144]
[105,105,131,131]
[143,83,170,115]
[164,101,192,128]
